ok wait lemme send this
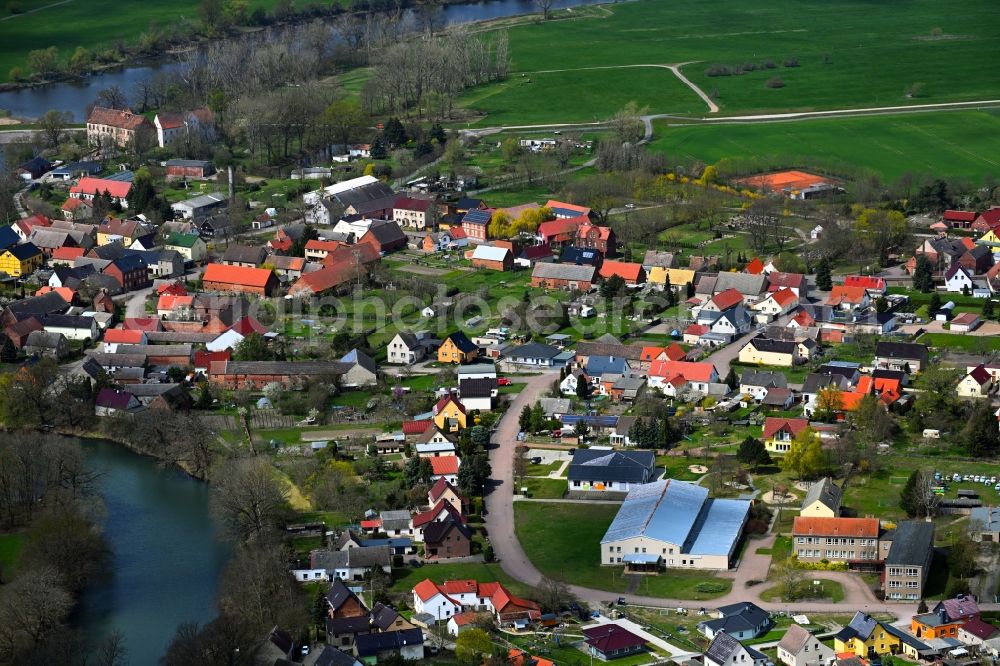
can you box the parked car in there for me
[497,377,512,386]
[530,456,542,464]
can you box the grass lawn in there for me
[650,111,1000,184]
[0,0,305,86]
[521,478,567,499]
[508,633,663,666]
[729,362,811,384]
[389,562,534,599]
[0,533,25,572]
[513,502,732,600]
[655,456,704,481]
[398,374,445,392]
[330,390,374,409]
[919,332,1000,352]
[526,460,563,476]
[759,578,845,603]
[481,0,1000,116]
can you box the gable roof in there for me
[740,370,787,389]
[70,177,131,200]
[430,456,460,476]
[875,341,928,363]
[354,629,423,658]
[713,272,768,296]
[762,417,809,440]
[222,244,266,265]
[885,520,934,566]
[747,336,797,355]
[444,331,478,353]
[843,275,886,291]
[471,245,511,262]
[599,260,644,282]
[647,359,716,383]
[803,477,842,513]
[711,288,744,311]
[583,625,646,653]
[778,623,817,655]
[202,263,274,288]
[706,630,765,665]
[959,618,995,639]
[826,285,868,306]
[423,517,472,544]
[87,106,149,130]
[532,261,596,282]
[703,602,770,636]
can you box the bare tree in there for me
[93,631,129,666]
[210,457,289,542]
[37,110,71,148]
[96,85,129,110]
[535,0,555,19]
[0,565,73,658]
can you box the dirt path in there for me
[0,0,73,21]
[667,63,719,113]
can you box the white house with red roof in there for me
[412,578,541,624]
[206,315,269,352]
[429,455,460,485]
[69,178,132,208]
[101,327,146,352]
[753,288,799,323]
[958,365,994,399]
[767,272,807,297]
[647,360,718,396]
[842,275,887,296]
[411,499,465,540]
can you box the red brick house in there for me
[208,360,352,390]
[422,518,472,559]
[531,262,597,291]
[470,245,513,271]
[165,159,214,180]
[944,210,977,229]
[103,255,151,291]
[461,209,492,243]
[201,264,278,296]
[958,244,994,274]
[358,221,407,255]
[575,223,617,256]
[973,208,1000,234]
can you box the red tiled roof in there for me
[770,287,798,308]
[194,350,231,369]
[959,618,996,640]
[648,360,715,382]
[157,294,194,311]
[449,227,467,240]
[768,272,805,289]
[87,107,149,131]
[157,281,188,296]
[762,417,809,440]
[826,286,868,306]
[435,395,466,415]
[123,317,162,332]
[792,516,879,538]
[440,579,478,596]
[977,209,1000,227]
[34,286,74,302]
[684,324,709,336]
[711,287,743,311]
[70,178,131,200]
[944,210,977,222]
[576,223,611,241]
[745,258,765,274]
[305,239,345,253]
[103,328,145,344]
[394,196,431,212]
[413,578,443,602]
[430,455,460,476]
[230,316,267,335]
[61,198,90,212]
[599,260,643,282]
[412,499,464,527]
[967,364,992,385]
[403,420,433,435]
[843,276,886,291]
[202,263,275,289]
[791,310,815,326]
[537,215,587,240]
[429,478,460,502]
[583,625,647,653]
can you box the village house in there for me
[163,233,207,263]
[698,602,772,640]
[422,518,473,559]
[411,578,541,626]
[458,377,497,412]
[575,223,617,255]
[171,192,228,221]
[883,521,934,601]
[778,623,836,666]
[753,288,799,322]
[94,388,141,416]
[201,264,278,297]
[86,107,152,147]
[438,331,479,364]
[874,342,928,374]
[386,331,427,365]
[958,364,994,398]
[164,159,214,180]
[704,629,768,666]
[209,360,352,390]
[792,516,882,565]
[599,260,646,286]
[0,243,43,278]
[648,266,696,292]
[801,477,842,517]
[763,417,809,454]
[945,265,975,293]
[358,221,408,255]
[530,262,597,291]
[153,108,215,148]
[461,209,492,243]
[826,286,870,311]
[221,244,268,268]
[433,394,467,432]
[647,360,718,396]
[470,245,513,271]
[739,336,800,367]
[834,612,905,658]
[583,626,648,662]
[567,448,655,493]
[740,370,788,402]
[69,177,131,208]
[393,196,434,230]
[24,330,69,359]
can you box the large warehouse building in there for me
[600,479,750,571]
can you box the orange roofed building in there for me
[201,264,278,296]
[599,260,646,286]
[792,516,884,566]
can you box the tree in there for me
[851,394,894,447]
[780,428,825,480]
[853,208,909,266]
[815,258,832,291]
[983,299,995,320]
[736,437,771,471]
[946,526,977,579]
[912,365,962,431]
[322,98,367,152]
[917,599,928,614]
[38,110,71,148]
[575,373,591,400]
[962,400,1000,457]
[210,458,289,542]
[469,425,490,449]
[899,469,939,518]
[601,274,626,299]
[233,332,277,361]
[913,255,934,292]
[534,0,555,19]
[218,541,308,633]
[455,628,492,665]
[518,405,533,433]
[27,47,59,77]
[126,166,157,213]
[874,296,888,313]
[607,102,646,144]
[928,291,941,314]
[457,452,491,496]
[383,118,407,148]
[536,578,574,613]
[95,85,129,110]
[404,455,433,486]
[814,386,843,422]
[773,559,805,601]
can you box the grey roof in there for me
[505,342,561,361]
[220,361,351,375]
[777,624,816,655]
[313,545,391,571]
[613,375,646,391]
[369,602,402,631]
[885,520,934,566]
[459,377,497,398]
[601,479,750,557]
[423,517,472,544]
[393,331,419,348]
[740,370,787,389]
[222,244,266,265]
[713,272,768,296]
[6,290,70,318]
[643,250,677,268]
[39,314,96,331]
[311,646,361,666]
[531,261,597,282]
[568,449,655,484]
[802,477,842,513]
[970,506,1000,531]
[539,397,570,416]
[706,631,765,665]
[325,615,371,636]
[354,629,423,658]
[174,192,227,209]
[835,613,879,643]
[24,330,64,349]
[876,341,929,364]
[801,373,849,395]
[747,336,796,354]
[575,341,645,361]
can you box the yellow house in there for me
[97,218,142,247]
[979,229,1000,246]
[0,243,44,277]
[433,395,467,432]
[800,477,841,517]
[834,612,903,657]
[438,331,479,365]
[738,337,798,367]
[648,267,696,291]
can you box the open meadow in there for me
[457,0,1000,122]
[648,110,1000,183]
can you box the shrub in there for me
[764,59,777,69]
[766,76,786,89]
[695,582,728,593]
[783,57,800,67]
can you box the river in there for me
[75,439,231,666]
[0,0,606,121]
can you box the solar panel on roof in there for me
[462,209,492,224]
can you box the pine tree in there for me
[928,291,942,314]
[312,588,328,627]
[686,280,695,299]
[519,405,532,433]
[575,374,591,400]
[984,299,995,320]
[913,255,934,292]
[815,258,832,291]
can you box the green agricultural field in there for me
[920,332,1000,352]
[514,501,732,599]
[0,0,315,85]
[472,0,1000,119]
[648,111,1000,183]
